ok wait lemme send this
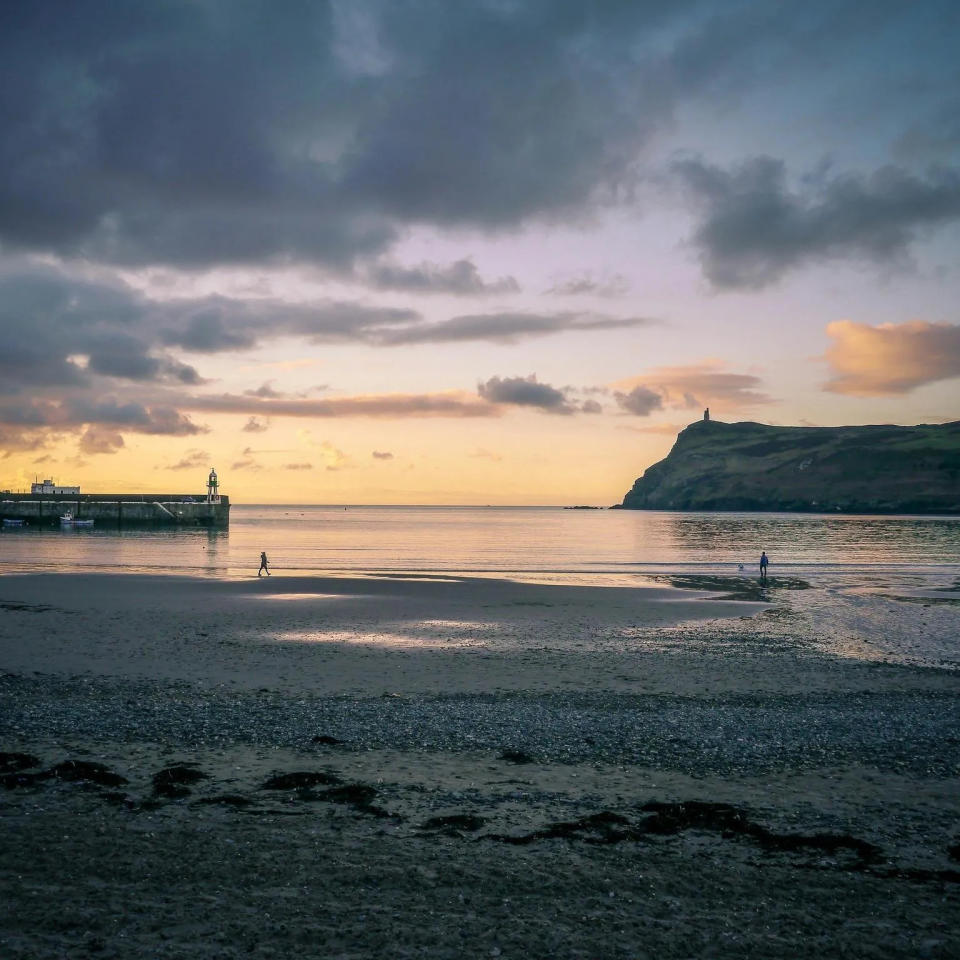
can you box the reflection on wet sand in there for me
[651,574,811,601]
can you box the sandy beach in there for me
[1,572,959,958]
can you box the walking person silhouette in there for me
[258,551,270,576]
[759,551,768,580]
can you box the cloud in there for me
[157,296,420,350]
[68,400,205,436]
[0,427,50,457]
[2,265,651,451]
[1,2,956,275]
[372,450,394,460]
[614,386,664,417]
[364,259,519,295]
[245,382,284,399]
[477,375,574,414]
[0,268,645,403]
[674,156,960,287]
[78,427,125,455]
[283,462,313,470]
[379,312,652,346]
[162,359,205,385]
[0,395,205,435]
[83,336,203,385]
[823,320,960,395]
[242,382,326,400]
[0,268,202,393]
[167,449,211,471]
[0,3,709,269]
[613,363,774,412]
[158,311,259,353]
[242,417,269,433]
[580,399,604,414]
[186,391,498,419]
[547,274,629,297]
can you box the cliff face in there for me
[620,420,960,514]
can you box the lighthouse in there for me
[206,468,220,503]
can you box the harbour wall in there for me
[0,494,230,527]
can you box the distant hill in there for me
[619,419,960,514]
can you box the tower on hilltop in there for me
[703,407,710,421]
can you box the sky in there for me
[1,0,958,504]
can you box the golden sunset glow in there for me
[1,2,957,503]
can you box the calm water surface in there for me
[1,504,958,579]
[1,505,958,668]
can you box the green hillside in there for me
[620,419,960,514]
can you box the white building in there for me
[31,478,81,495]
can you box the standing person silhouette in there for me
[258,551,270,576]
[759,551,768,580]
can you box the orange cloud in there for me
[824,320,960,395]
[183,391,498,419]
[611,362,773,412]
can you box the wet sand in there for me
[1,573,958,958]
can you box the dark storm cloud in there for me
[156,297,420,352]
[477,376,574,414]
[674,156,960,288]
[159,311,258,353]
[65,399,204,436]
[377,312,653,346]
[1,0,957,276]
[83,334,203,384]
[614,386,664,416]
[364,259,519,295]
[3,0,834,269]
[4,266,602,401]
[0,268,209,393]
[164,359,205,385]
[0,396,204,436]
[0,264,655,452]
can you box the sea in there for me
[1,505,958,667]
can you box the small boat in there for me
[60,512,94,528]
[2,518,25,527]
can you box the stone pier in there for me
[0,494,230,527]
